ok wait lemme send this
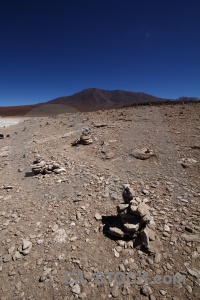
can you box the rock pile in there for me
[130,148,155,160]
[31,155,66,175]
[72,128,93,146]
[108,184,162,256]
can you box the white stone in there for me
[72,284,81,294]
[94,213,102,220]
[164,224,170,232]
[22,240,32,250]
[53,228,69,243]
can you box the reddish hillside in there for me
[0,104,40,117]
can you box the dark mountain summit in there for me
[47,88,167,111]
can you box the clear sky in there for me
[0,0,200,106]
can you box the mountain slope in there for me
[0,88,199,117]
[47,88,169,111]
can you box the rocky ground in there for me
[0,102,199,300]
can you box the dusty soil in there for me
[0,102,199,300]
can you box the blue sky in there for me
[0,0,200,106]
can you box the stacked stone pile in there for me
[72,128,93,146]
[108,184,162,256]
[80,128,93,145]
[31,155,66,175]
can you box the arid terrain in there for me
[0,102,199,300]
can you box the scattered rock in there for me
[12,251,21,261]
[100,150,115,160]
[53,228,69,243]
[181,234,200,243]
[22,240,32,250]
[180,158,198,168]
[164,224,170,232]
[39,268,52,282]
[130,148,155,160]
[95,213,102,220]
[113,248,120,257]
[15,281,22,290]
[3,254,11,263]
[3,185,13,190]
[18,240,32,255]
[52,224,59,232]
[72,284,81,294]
[112,285,120,297]
[141,285,152,296]
[186,285,193,294]
[185,226,193,233]
[159,290,167,296]
[186,267,200,278]
[155,252,162,263]
[149,296,156,300]
[93,123,107,128]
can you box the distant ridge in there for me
[0,88,199,117]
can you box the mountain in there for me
[0,88,199,117]
[47,88,168,111]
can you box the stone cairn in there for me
[31,155,66,175]
[108,184,162,256]
[71,128,93,146]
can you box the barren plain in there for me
[0,102,199,300]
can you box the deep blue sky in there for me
[0,0,200,106]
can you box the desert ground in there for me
[0,102,199,300]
